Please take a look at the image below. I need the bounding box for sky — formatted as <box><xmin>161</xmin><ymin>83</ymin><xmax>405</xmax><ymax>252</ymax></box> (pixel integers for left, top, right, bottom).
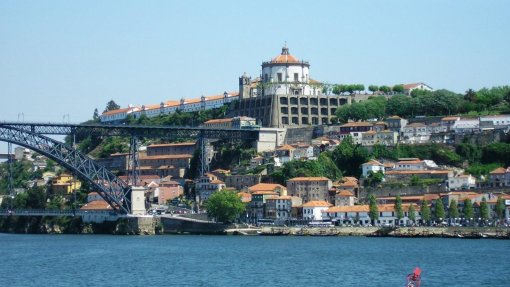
<box><xmin>0</xmin><ymin>0</ymin><xmax>509</xmax><ymax>126</ymax></box>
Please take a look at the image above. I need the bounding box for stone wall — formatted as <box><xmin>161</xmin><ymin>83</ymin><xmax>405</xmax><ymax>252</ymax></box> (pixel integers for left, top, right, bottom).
<box><xmin>160</xmin><ymin>216</ymin><xmax>226</xmax><ymax>234</ymax></box>
<box><xmin>284</xmin><ymin>127</ymin><xmax>315</xmax><ymax>144</ymax></box>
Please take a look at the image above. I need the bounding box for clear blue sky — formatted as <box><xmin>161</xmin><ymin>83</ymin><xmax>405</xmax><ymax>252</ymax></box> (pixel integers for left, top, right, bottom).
<box><xmin>1</xmin><ymin>0</ymin><xmax>509</xmax><ymax>124</ymax></box>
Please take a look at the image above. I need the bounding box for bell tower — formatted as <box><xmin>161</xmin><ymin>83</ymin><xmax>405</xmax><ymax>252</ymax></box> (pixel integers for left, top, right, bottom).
<box><xmin>239</xmin><ymin>72</ymin><xmax>251</xmax><ymax>99</ymax></box>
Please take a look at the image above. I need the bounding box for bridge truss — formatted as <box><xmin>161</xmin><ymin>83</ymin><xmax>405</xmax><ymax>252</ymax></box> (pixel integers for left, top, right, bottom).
<box><xmin>0</xmin><ymin>125</ymin><xmax>132</xmax><ymax>213</ymax></box>
<box><xmin>0</xmin><ymin>122</ymin><xmax>259</xmax><ymax>214</ymax></box>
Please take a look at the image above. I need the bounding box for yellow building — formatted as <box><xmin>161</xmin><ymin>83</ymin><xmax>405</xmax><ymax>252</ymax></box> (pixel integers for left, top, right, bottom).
<box><xmin>51</xmin><ymin>173</ymin><xmax>81</xmax><ymax>194</ymax></box>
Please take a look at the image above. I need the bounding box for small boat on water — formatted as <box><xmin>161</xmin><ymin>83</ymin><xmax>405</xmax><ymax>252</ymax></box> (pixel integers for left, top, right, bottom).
<box><xmin>406</xmin><ymin>267</ymin><xmax>422</xmax><ymax>287</ymax></box>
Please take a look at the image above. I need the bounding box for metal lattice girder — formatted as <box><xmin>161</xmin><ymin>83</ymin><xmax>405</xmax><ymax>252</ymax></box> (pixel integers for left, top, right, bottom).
<box><xmin>0</xmin><ymin>126</ymin><xmax>131</xmax><ymax>214</ymax></box>
<box><xmin>0</xmin><ymin>122</ymin><xmax>260</xmax><ymax>140</ymax></box>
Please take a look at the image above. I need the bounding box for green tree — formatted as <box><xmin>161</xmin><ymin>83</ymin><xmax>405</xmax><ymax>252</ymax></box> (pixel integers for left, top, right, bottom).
<box><xmin>434</xmin><ymin>198</ymin><xmax>445</xmax><ymax>223</ymax></box>
<box><xmin>331</xmin><ymin>136</ymin><xmax>369</xmax><ymax>177</ymax></box>
<box><xmin>408</xmin><ymin>204</ymin><xmax>416</xmax><ymax>223</ymax></box>
<box><xmin>379</xmin><ymin>85</ymin><xmax>391</xmax><ymax>94</ymax></box>
<box><xmin>495</xmin><ymin>196</ymin><xmax>505</xmax><ymax>223</ymax></box>
<box><xmin>368</xmin><ymin>85</ymin><xmax>379</xmax><ymax>94</ymax></box>
<box><xmin>387</xmin><ymin>94</ymin><xmax>413</xmax><ymax>118</ymax></box>
<box><xmin>364</xmin><ymin>171</ymin><xmax>384</xmax><ymax>187</ymax></box>
<box><xmin>420</xmin><ymin>200</ymin><xmax>431</xmax><ymax>225</ymax></box>
<box><xmin>394</xmin><ymin>194</ymin><xmax>404</xmax><ymax>225</ymax></box>
<box><xmin>479</xmin><ymin>197</ymin><xmax>490</xmax><ymax>222</ymax></box>
<box><xmin>392</xmin><ymin>84</ymin><xmax>404</xmax><ymax>94</ymax></box>
<box><xmin>93</xmin><ymin>108</ymin><xmax>100</xmax><ymax>121</ymax></box>
<box><xmin>463</xmin><ymin>199</ymin><xmax>474</xmax><ymax>224</ymax></box>
<box><xmin>482</xmin><ymin>143</ymin><xmax>510</xmax><ymax>166</ymax></box>
<box><xmin>103</xmin><ymin>100</ymin><xmax>120</xmax><ymax>113</ymax></box>
<box><xmin>368</xmin><ymin>194</ymin><xmax>379</xmax><ymax>225</ymax></box>
<box><xmin>448</xmin><ymin>199</ymin><xmax>459</xmax><ymax>221</ymax></box>
<box><xmin>204</xmin><ymin>190</ymin><xmax>246</xmax><ymax>224</ymax></box>
<box><xmin>464</xmin><ymin>89</ymin><xmax>476</xmax><ymax>102</ymax></box>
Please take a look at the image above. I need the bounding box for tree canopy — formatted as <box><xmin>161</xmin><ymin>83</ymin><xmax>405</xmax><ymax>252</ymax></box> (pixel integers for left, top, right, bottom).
<box><xmin>463</xmin><ymin>199</ymin><xmax>474</xmax><ymax>221</ymax></box>
<box><xmin>420</xmin><ymin>200</ymin><xmax>431</xmax><ymax>225</ymax></box>
<box><xmin>331</xmin><ymin>136</ymin><xmax>369</xmax><ymax>177</ymax></box>
<box><xmin>103</xmin><ymin>100</ymin><xmax>120</xmax><ymax>113</ymax></box>
<box><xmin>368</xmin><ymin>194</ymin><xmax>378</xmax><ymax>224</ymax></box>
<box><xmin>394</xmin><ymin>195</ymin><xmax>404</xmax><ymax>222</ymax></box>
<box><xmin>204</xmin><ymin>190</ymin><xmax>246</xmax><ymax>224</ymax></box>
<box><xmin>448</xmin><ymin>199</ymin><xmax>459</xmax><ymax>219</ymax></box>
<box><xmin>434</xmin><ymin>198</ymin><xmax>445</xmax><ymax>222</ymax></box>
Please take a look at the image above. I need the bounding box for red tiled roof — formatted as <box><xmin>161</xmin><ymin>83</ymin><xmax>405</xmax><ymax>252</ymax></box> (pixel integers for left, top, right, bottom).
<box><xmin>490</xmin><ymin>167</ymin><xmax>507</xmax><ymax>174</ymax></box>
<box><xmin>148</xmin><ymin>142</ymin><xmax>195</xmax><ymax>148</ymax></box>
<box><xmin>302</xmin><ymin>201</ymin><xmax>332</xmax><ymax>207</ymax></box>
<box><xmin>248</xmin><ymin>183</ymin><xmax>285</xmax><ymax>192</ymax></box>
<box><xmin>80</xmin><ymin>200</ymin><xmax>113</xmax><ymax>211</ymax></box>
<box><xmin>288</xmin><ymin>177</ymin><xmax>330</xmax><ymax>182</ymax></box>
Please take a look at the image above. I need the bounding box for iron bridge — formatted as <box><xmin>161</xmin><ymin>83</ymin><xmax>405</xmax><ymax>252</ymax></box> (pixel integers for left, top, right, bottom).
<box><xmin>0</xmin><ymin>122</ymin><xmax>260</xmax><ymax>214</ymax></box>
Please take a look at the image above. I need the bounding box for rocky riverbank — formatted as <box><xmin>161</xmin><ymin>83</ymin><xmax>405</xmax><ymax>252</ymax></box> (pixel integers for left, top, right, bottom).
<box><xmin>0</xmin><ymin>215</ymin><xmax>159</xmax><ymax>235</ymax></box>
<box><xmin>258</xmin><ymin>226</ymin><xmax>510</xmax><ymax>239</ymax></box>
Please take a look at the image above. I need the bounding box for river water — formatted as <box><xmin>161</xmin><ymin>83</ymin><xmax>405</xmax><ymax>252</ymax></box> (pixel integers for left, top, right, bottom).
<box><xmin>0</xmin><ymin>234</ymin><xmax>508</xmax><ymax>286</ymax></box>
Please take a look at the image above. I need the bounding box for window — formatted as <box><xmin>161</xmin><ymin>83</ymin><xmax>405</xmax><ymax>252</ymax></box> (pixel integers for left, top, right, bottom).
<box><xmin>277</xmin><ymin>73</ymin><xmax>282</xmax><ymax>82</ymax></box>
<box><xmin>294</xmin><ymin>73</ymin><xmax>299</xmax><ymax>82</ymax></box>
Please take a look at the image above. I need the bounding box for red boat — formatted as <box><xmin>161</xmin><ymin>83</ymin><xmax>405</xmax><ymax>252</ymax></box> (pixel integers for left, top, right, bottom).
<box><xmin>406</xmin><ymin>267</ymin><xmax>422</xmax><ymax>287</ymax></box>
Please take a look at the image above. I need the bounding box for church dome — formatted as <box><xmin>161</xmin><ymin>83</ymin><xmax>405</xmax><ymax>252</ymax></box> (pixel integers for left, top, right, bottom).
<box><xmin>263</xmin><ymin>45</ymin><xmax>309</xmax><ymax>67</ymax></box>
<box><xmin>271</xmin><ymin>46</ymin><xmax>300</xmax><ymax>63</ymax></box>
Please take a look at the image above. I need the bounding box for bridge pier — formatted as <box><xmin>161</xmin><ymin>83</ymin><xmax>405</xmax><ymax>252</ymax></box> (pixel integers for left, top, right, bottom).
<box><xmin>131</xmin><ymin>186</ymin><xmax>146</xmax><ymax>216</ymax></box>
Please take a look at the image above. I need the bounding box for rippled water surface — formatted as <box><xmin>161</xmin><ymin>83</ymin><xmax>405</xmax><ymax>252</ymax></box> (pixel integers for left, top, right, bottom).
<box><xmin>0</xmin><ymin>234</ymin><xmax>508</xmax><ymax>286</ymax></box>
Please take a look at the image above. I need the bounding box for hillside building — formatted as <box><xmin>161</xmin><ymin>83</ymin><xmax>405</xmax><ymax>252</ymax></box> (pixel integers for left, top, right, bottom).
<box><xmin>234</xmin><ymin>45</ymin><xmax>351</xmax><ymax>128</ymax></box>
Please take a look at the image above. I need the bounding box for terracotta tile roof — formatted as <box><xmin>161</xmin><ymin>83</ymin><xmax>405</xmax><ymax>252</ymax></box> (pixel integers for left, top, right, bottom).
<box><xmin>342</xmin><ymin>177</ymin><xmax>358</xmax><ymax>182</ymax></box>
<box><xmin>397</xmin><ymin>160</ymin><xmax>423</xmax><ymax>164</ymax></box>
<box><xmin>288</xmin><ymin>177</ymin><xmax>330</xmax><ymax>182</ymax></box>
<box><xmin>252</xmin><ymin>191</ymin><xmax>278</xmax><ymax>195</ymax></box>
<box><xmin>148</xmin><ymin>142</ymin><xmax>195</xmax><ymax>148</ymax></box>
<box><xmin>441</xmin><ymin>116</ymin><xmax>460</xmax><ymax>121</ymax></box>
<box><xmin>237</xmin><ymin>192</ymin><xmax>252</xmax><ymax>203</ymax></box>
<box><xmin>248</xmin><ymin>183</ymin><xmax>285</xmax><ymax>192</ymax></box>
<box><xmin>325</xmin><ymin>205</ymin><xmax>369</xmax><ymax>212</ymax></box>
<box><xmin>138</xmin><ymin>154</ymin><xmax>193</xmax><ymax>160</ymax></box>
<box><xmin>403</xmin><ymin>83</ymin><xmax>422</xmax><ymax>90</ymax></box>
<box><xmin>101</xmin><ymin>107</ymin><xmax>133</xmax><ymax>116</ymax></box>
<box><xmin>211</xmin><ymin>179</ymin><xmax>225</xmax><ymax>184</ymax></box>
<box><xmin>80</xmin><ymin>200</ymin><xmax>113</xmax><ymax>211</ymax></box>
<box><xmin>387</xmin><ymin>115</ymin><xmax>402</xmax><ymax>119</ymax></box>
<box><xmin>204</xmin><ymin>118</ymin><xmax>233</xmax><ymax>124</ymax></box>
<box><xmin>165</xmin><ymin>100</ymin><xmax>180</xmax><ymax>106</ymax></box>
<box><xmin>326</xmin><ymin>203</ymin><xmax>419</xmax><ymax>213</ymax></box>
<box><xmin>336</xmin><ymin>190</ymin><xmax>354</xmax><ymax>197</ymax></box>
<box><xmin>363</xmin><ymin>159</ymin><xmax>383</xmax><ymax>166</ymax></box>
<box><xmin>276</xmin><ymin>144</ymin><xmax>295</xmax><ymax>151</ymax></box>
<box><xmin>271</xmin><ymin>53</ymin><xmax>300</xmax><ymax>64</ymax></box>
<box><xmin>302</xmin><ymin>201</ymin><xmax>332</xmax><ymax>207</ymax></box>
<box><xmin>385</xmin><ymin>170</ymin><xmax>451</xmax><ymax>175</ymax></box>
<box><xmin>490</xmin><ymin>167</ymin><xmax>507</xmax><ymax>174</ymax></box>
<box><xmin>340</xmin><ymin>122</ymin><xmax>373</xmax><ymax>128</ymax></box>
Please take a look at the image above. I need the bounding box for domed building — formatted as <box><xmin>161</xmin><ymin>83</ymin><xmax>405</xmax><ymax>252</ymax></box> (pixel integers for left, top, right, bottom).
<box><xmin>236</xmin><ymin>45</ymin><xmax>351</xmax><ymax>128</ymax></box>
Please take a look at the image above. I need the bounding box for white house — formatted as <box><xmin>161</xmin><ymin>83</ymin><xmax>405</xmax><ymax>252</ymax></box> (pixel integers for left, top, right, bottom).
<box><xmin>403</xmin><ymin>83</ymin><xmax>433</xmax><ymax>95</ymax></box>
<box><xmin>480</xmin><ymin>115</ymin><xmax>510</xmax><ymax>129</ymax></box>
<box><xmin>302</xmin><ymin>201</ymin><xmax>332</xmax><ymax>220</ymax></box>
<box><xmin>395</xmin><ymin>159</ymin><xmax>426</xmax><ymax>171</ymax></box>
<box><xmin>323</xmin><ymin>204</ymin><xmax>421</xmax><ymax>226</ymax></box>
<box><xmin>403</xmin><ymin>123</ymin><xmax>430</xmax><ymax>143</ymax></box>
<box><xmin>361</xmin><ymin>160</ymin><xmax>385</xmax><ymax>178</ymax></box>
<box><xmin>453</xmin><ymin>118</ymin><xmax>479</xmax><ymax>134</ymax></box>
<box><xmin>448</xmin><ymin>174</ymin><xmax>476</xmax><ymax>191</ymax></box>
